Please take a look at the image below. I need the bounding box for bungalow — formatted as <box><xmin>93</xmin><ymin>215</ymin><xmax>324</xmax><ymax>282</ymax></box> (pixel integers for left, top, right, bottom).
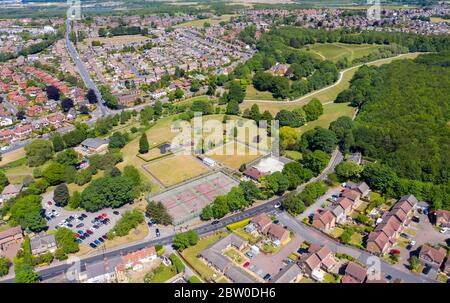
<box><xmin>79</xmin><ymin>138</ymin><xmax>109</xmax><ymax>155</ymax></box>
<box><xmin>272</xmin><ymin>262</ymin><xmax>302</xmax><ymax>283</ymax></box>
<box><xmin>81</xmin><ymin>256</ymin><xmax>123</xmax><ymax>283</ymax></box>
<box><xmin>342</xmin><ymin>261</ymin><xmax>367</xmax><ymax>283</ymax></box>
<box><xmin>1</xmin><ymin>183</ymin><xmax>23</xmax><ymax>202</ymax></box>
<box><xmin>418</xmin><ymin>244</ymin><xmax>446</xmax><ymax>270</ymax></box>
<box><xmin>312</xmin><ymin>209</ymin><xmax>336</xmax><ymax>231</ymax></box>
<box><xmin>30</xmin><ymin>234</ymin><xmax>57</xmax><ymax>255</ymax></box>
<box><xmin>435</xmin><ymin>210</ymin><xmax>450</xmax><ymax>228</ymax></box>
<box><xmin>243</xmin><ymin>167</ymin><xmax>265</xmax><ymax>181</ymax></box>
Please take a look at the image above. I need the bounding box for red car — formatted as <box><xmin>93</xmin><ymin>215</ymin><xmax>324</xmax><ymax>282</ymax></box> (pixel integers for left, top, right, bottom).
<box><xmin>86</xmin><ymin>230</ymin><xmax>94</xmax><ymax>235</ymax></box>
<box><xmin>390</xmin><ymin>249</ymin><xmax>400</xmax><ymax>255</ymax></box>
<box><xmin>102</xmin><ymin>213</ymin><xmax>108</xmax><ymax>217</ymax></box>
<box><xmin>243</xmin><ymin>261</ymin><xmax>250</xmax><ymax>268</ymax></box>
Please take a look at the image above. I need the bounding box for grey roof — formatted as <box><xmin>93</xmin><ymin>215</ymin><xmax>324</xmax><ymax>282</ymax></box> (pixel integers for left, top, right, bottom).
<box><xmin>85</xmin><ymin>256</ymin><xmax>123</xmax><ymax>279</ymax></box>
<box><xmin>398</xmin><ymin>194</ymin><xmax>419</xmax><ymax>206</ymax></box>
<box><xmin>225</xmin><ymin>264</ymin><xmax>258</xmax><ymax>283</ymax></box>
<box><xmin>30</xmin><ymin>234</ymin><xmax>56</xmax><ymax>251</ymax></box>
<box><xmin>347</xmin><ymin>152</ymin><xmax>362</xmax><ymax>164</ymax></box>
<box><xmin>272</xmin><ymin>263</ymin><xmax>302</xmax><ymax>283</ymax></box>
<box><xmin>2</xmin><ymin>184</ymin><xmax>23</xmax><ymax>195</ymax></box>
<box><xmin>81</xmin><ymin>138</ymin><xmax>109</xmax><ymax>149</ymax></box>
<box><xmin>208</xmin><ymin>233</ymin><xmax>248</xmax><ymax>252</ymax></box>
<box><xmin>332</xmin><ymin>205</ymin><xmax>344</xmax><ymax>217</ymax></box>
<box><xmin>199</xmin><ymin>250</ymin><xmax>231</xmax><ymax>272</ymax></box>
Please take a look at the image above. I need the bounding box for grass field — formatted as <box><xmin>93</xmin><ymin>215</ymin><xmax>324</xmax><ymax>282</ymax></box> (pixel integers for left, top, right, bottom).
<box><xmin>431</xmin><ymin>17</ymin><xmax>450</xmax><ymax>23</ymax></box>
<box><xmin>245</xmin><ymin>84</ymin><xmax>276</xmax><ymax>101</ymax></box>
<box><xmin>206</xmin><ymin>141</ymin><xmax>263</xmax><ymax>170</ymax></box>
<box><xmin>242</xmin><ymin>52</ymin><xmax>421</xmax><ymax>113</ymax></box>
<box><xmin>143</xmin><ymin>155</ymin><xmax>209</xmax><ymax>187</ymax></box>
<box><xmin>176</xmin><ymin>14</ymin><xmax>236</xmax><ymax>27</ymax></box>
<box><xmin>305</xmin><ymin>43</ymin><xmax>381</xmax><ymax>62</ymax></box>
<box><xmin>297</xmin><ymin>102</ymin><xmax>356</xmax><ymax>135</ymax></box>
<box><xmin>0</xmin><ymin>148</ymin><xmax>26</xmax><ymax>167</ymax></box>
<box><xmin>80</xmin><ymin>35</ymin><xmax>150</xmax><ymax>48</ymax></box>
<box><xmin>181</xmin><ymin>231</ymin><xmax>230</xmax><ymax>281</ymax></box>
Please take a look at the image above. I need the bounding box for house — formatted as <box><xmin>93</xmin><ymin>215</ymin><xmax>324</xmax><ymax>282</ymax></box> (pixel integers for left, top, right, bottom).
<box><xmin>13</xmin><ymin>124</ymin><xmax>33</xmax><ymax>139</ymax></box>
<box><xmin>243</xmin><ymin>167</ymin><xmax>265</xmax><ymax>181</ymax></box>
<box><xmin>81</xmin><ymin>256</ymin><xmax>124</xmax><ymax>283</ymax></box>
<box><xmin>435</xmin><ymin>210</ymin><xmax>450</xmax><ymax>228</ymax></box>
<box><xmin>347</xmin><ymin>152</ymin><xmax>362</xmax><ymax>165</ymax></box>
<box><xmin>46</xmin><ymin>113</ymin><xmax>65</xmax><ymax>128</ymax></box>
<box><xmin>1</xmin><ymin>183</ymin><xmax>23</xmax><ymax>202</ymax></box>
<box><xmin>0</xmin><ymin>226</ymin><xmax>23</xmax><ymax>259</ymax></box>
<box><xmin>308</xmin><ymin>244</ymin><xmax>336</xmax><ymax>272</ymax></box>
<box><xmin>298</xmin><ymin>244</ymin><xmax>336</xmax><ymax>280</ymax></box>
<box><xmin>269</xmin><ymin>63</ymin><xmax>290</xmax><ymax>77</ymax></box>
<box><xmin>418</xmin><ymin>244</ymin><xmax>446</xmax><ymax>270</ymax></box>
<box><xmin>342</xmin><ymin>261</ymin><xmax>367</xmax><ymax>283</ymax></box>
<box><xmin>267</xmin><ymin>223</ymin><xmax>290</xmax><ymax>245</ymax></box>
<box><xmin>0</xmin><ymin>128</ymin><xmax>13</xmax><ymax>142</ymax></box>
<box><xmin>251</xmin><ymin>212</ymin><xmax>272</xmax><ymax>234</ymax></box>
<box><xmin>122</xmin><ymin>246</ymin><xmax>157</xmax><ymax>271</ymax></box>
<box><xmin>346</xmin><ymin>181</ymin><xmax>370</xmax><ymax>198</ymax></box>
<box><xmin>298</xmin><ymin>251</ymin><xmax>321</xmax><ymax>278</ymax></box>
<box><xmin>30</xmin><ymin>234</ymin><xmax>57</xmax><ymax>255</ymax></box>
<box><xmin>272</xmin><ymin>263</ymin><xmax>302</xmax><ymax>283</ymax></box>
<box><xmin>341</xmin><ymin>188</ymin><xmax>362</xmax><ymax>207</ymax></box>
<box><xmin>79</xmin><ymin>138</ymin><xmax>109</xmax><ymax>155</ymax></box>
<box><xmin>312</xmin><ymin>209</ymin><xmax>336</xmax><ymax>231</ymax></box>
<box><xmin>366</xmin><ymin>231</ymin><xmax>392</xmax><ymax>255</ymax></box>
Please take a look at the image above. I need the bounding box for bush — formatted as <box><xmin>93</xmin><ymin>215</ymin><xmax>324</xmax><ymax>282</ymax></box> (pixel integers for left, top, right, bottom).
<box><xmin>169</xmin><ymin>253</ymin><xmax>185</xmax><ymax>273</ymax></box>
<box><xmin>0</xmin><ymin>256</ymin><xmax>10</xmax><ymax>277</ymax></box>
<box><xmin>173</xmin><ymin>230</ymin><xmax>199</xmax><ymax>251</ymax></box>
<box><xmin>188</xmin><ymin>276</ymin><xmax>202</xmax><ymax>283</ymax></box>
<box><xmin>108</xmin><ymin>210</ymin><xmax>144</xmax><ymax>238</ymax></box>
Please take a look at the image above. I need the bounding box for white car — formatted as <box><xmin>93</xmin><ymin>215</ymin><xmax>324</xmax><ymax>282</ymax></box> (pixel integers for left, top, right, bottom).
<box><xmin>0</xmin><ymin>146</ymin><xmax>9</xmax><ymax>151</ymax></box>
<box><xmin>274</xmin><ymin>202</ymin><xmax>281</xmax><ymax>208</ymax></box>
<box><xmin>54</xmin><ymin>212</ymin><xmax>60</xmax><ymax>217</ymax></box>
<box><xmin>440</xmin><ymin>227</ymin><xmax>449</xmax><ymax>234</ymax></box>
<box><xmin>410</xmin><ymin>240</ymin><xmax>416</xmax><ymax>246</ymax></box>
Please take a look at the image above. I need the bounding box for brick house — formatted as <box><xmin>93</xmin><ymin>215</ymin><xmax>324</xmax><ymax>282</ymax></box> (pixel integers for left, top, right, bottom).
<box><xmin>312</xmin><ymin>209</ymin><xmax>336</xmax><ymax>231</ymax></box>
<box><xmin>435</xmin><ymin>210</ymin><xmax>450</xmax><ymax>228</ymax></box>
<box><xmin>418</xmin><ymin>244</ymin><xmax>447</xmax><ymax>270</ymax></box>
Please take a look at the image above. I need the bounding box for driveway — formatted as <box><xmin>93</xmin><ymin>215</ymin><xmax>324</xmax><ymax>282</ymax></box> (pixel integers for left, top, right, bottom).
<box><xmin>298</xmin><ymin>186</ymin><xmax>343</xmax><ymax>221</ymax></box>
<box><xmin>250</xmin><ymin>235</ymin><xmax>303</xmax><ymax>277</ymax></box>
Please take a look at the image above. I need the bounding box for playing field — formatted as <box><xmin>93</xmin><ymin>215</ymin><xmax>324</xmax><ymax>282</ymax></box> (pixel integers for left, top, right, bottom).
<box><xmin>143</xmin><ymin>155</ymin><xmax>210</xmax><ymax>187</ymax></box>
<box><xmin>206</xmin><ymin>141</ymin><xmax>264</xmax><ymax>170</ymax></box>
<box><xmin>176</xmin><ymin>14</ymin><xmax>236</xmax><ymax>27</ymax></box>
<box><xmin>305</xmin><ymin>43</ymin><xmax>381</xmax><ymax>62</ymax></box>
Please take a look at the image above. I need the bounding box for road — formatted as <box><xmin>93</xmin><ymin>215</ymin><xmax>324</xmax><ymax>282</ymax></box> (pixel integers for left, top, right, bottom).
<box><xmin>276</xmin><ymin>212</ymin><xmax>436</xmax><ymax>283</ymax></box>
<box><xmin>0</xmin><ymin>197</ymin><xmax>281</xmax><ymax>283</ymax></box>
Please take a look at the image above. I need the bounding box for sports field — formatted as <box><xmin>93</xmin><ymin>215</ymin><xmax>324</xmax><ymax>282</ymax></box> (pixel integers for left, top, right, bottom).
<box><xmin>206</xmin><ymin>141</ymin><xmax>264</xmax><ymax>170</ymax></box>
<box><xmin>143</xmin><ymin>155</ymin><xmax>210</xmax><ymax>187</ymax></box>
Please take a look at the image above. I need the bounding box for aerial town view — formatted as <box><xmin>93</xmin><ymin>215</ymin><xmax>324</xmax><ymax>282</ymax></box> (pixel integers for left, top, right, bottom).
<box><xmin>0</xmin><ymin>0</ymin><xmax>449</xmax><ymax>293</ymax></box>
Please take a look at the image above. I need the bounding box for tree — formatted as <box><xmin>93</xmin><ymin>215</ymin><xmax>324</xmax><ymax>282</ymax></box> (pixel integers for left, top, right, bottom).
<box><xmin>264</xmin><ymin>172</ymin><xmax>290</xmax><ymax>195</ymax></box>
<box><xmin>25</xmin><ymin>140</ymin><xmax>54</xmax><ymax>167</ymax></box>
<box><xmin>301</xmin><ymin>150</ymin><xmax>330</xmax><ymax>175</ymax></box>
<box><xmin>61</xmin><ymin>98</ymin><xmax>74</xmax><ymax>112</ymax></box>
<box><xmin>122</xmin><ymin>165</ymin><xmax>141</xmax><ymax>187</ymax></box>
<box><xmin>51</xmin><ymin>133</ymin><xmax>65</xmax><ymax>152</ymax></box>
<box><xmin>169</xmin><ymin>253</ymin><xmax>185</xmax><ymax>273</ymax></box>
<box><xmin>335</xmin><ymin>161</ymin><xmax>363</xmax><ymax>181</ymax></box>
<box><xmin>275</xmin><ymin>110</ymin><xmax>302</xmax><ymax>127</ymax></box>
<box><xmin>282</xmin><ymin>162</ymin><xmax>313</xmax><ymax>189</ymax></box>
<box><xmin>146</xmin><ymin>201</ymin><xmax>172</xmax><ymax>225</ymax></box>
<box><xmin>279</xmin><ymin>126</ymin><xmax>299</xmax><ymax>150</ymax></box>
<box><xmin>0</xmin><ymin>256</ymin><xmax>9</xmax><ymax>277</ymax></box>
<box><xmin>86</xmin><ymin>89</ymin><xmax>98</xmax><ymax>104</ymax></box>
<box><xmin>69</xmin><ymin>191</ymin><xmax>81</xmax><ymax>209</ymax></box>
<box><xmin>361</xmin><ymin>163</ymin><xmax>398</xmax><ymax>193</ymax></box>
<box><xmin>298</xmin><ymin>127</ymin><xmax>337</xmax><ymax>154</ymax></box>
<box><xmin>139</xmin><ymin>133</ymin><xmax>149</xmax><ymax>154</ymax></box>
<box><xmin>54</xmin><ymin>184</ymin><xmax>69</xmax><ymax>207</ymax></box>
<box><xmin>329</xmin><ymin>116</ymin><xmax>354</xmax><ymax>152</ymax></box>
<box><xmin>226</xmin><ymin>100</ymin><xmax>239</xmax><ymax>115</ymax></box>
<box><xmin>10</xmin><ymin>195</ymin><xmax>46</xmax><ymax>232</ymax></box>
<box><xmin>55</xmin><ymin>227</ymin><xmax>79</xmax><ymax>254</ymax></box>
<box><xmin>409</xmin><ymin>256</ymin><xmax>421</xmax><ymax>272</ymax></box>
<box><xmin>108</xmin><ymin>209</ymin><xmax>144</xmax><ymax>238</ymax></box>
<box><xmin>249</xmin><ymin>104</ymin><xmax>261</xmax><ymax>123</ymax></box>
<box><xmin>55</xmin><ymin>149</ymin><xmax>79</xmax><ymax>166</ymax></box>
<box><xmin>42</xmin><ymin>163</ymin><xmax>65</xmax><ymax>185</ymax></box>
<box><xmin>211</xmin><ymin>196</ymin><xmax>230</xmax><ymax>218</ymax></box>
<box><xmin>303</xmin><ymin>98</ymin><xmax>323</xmax><ymax>121</ymax></box>
<box><xmin>227</xmin><ymin>81</ymin><xmax>245</xmax><ymax>103</ymax></box>
<box><xmin>173</xmin><ymin>230</ymin><xmax>199</xmax><ymax>251</ymax></box>
<box><xmin>175</xmin><ymin>88</ymin><xmax>184</xmax><ymax>99</ymax></box>
<box><xmin>109</xmin><ymin>132</ymin><xmax>128</xmax><ymax>149</ymax></box>
<box><xmin>46</xmin><ymin>85</ymin><xmax>60</xmax><ymax>101</ymax></box>
<box><xmin>239</xmin><ymin>181</ymin><xmax>261</xmax><ymax>203</ymax></box>
<box><xmin>282</xmin><ymin>192</ymin><xmax>306</xmax><ymax>216</ymax></box>
<box><xmin>14</xmin><ymin>266</ymin><xmax>39</xmax><ymax>283</ymax></box>
<box><xmin>0</xmin><ymin>171</ymin><xmax>9</xmax><ymax>192</ymax></box>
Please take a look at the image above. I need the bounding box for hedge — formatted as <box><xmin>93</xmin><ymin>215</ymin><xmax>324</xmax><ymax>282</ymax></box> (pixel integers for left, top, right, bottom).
<box><xmin>227</xmin><ymin>218</ymin><xmax>251</xmax><ymax>231</ymax></box>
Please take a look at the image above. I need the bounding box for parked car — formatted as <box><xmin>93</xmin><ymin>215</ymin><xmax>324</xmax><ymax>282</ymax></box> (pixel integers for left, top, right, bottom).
<box><xmin>211</xmin><ymin>220</ymin><xmax>220</xmax><ymax>225</ymax></box>
<box><xmin>113</xmin><ymin>211</ymin><xmax>120</xmax><ymax>215</ymax></box>
<box><xmin>412</xmin><ymin>216</ymin><xmax>420</xmax><ymax>223</ymax></box>
<box><xmin>390</xmin><ymin>249</ymin><xmax>400</xmax><ymax>255</ymax></box>
<box><xmin>98</xmin><ymin>237</ymin><xmax>104</xmax><ymax>243</ymax></box>
<box><xmin>76</xmin><ymin>223</ymin><xmax>84</xmax><ymax>228</ymax></box>
<box><xmin>94</xmin><ymin>240</ymin><xmax>101</xmax><ymax>246</ymax></box>
<box><xmin>155</xmin><ymin>228</ymin><xmax>160</xmax><ymax>237</ymax></box>
<box><xmin>245</xmin><ymin>251</ymin><xmax>254</xmax><ymax>258</ymax></box>
<box><xmin>243</xmin><ymin>261</ymin><xmax>250</xmax><ymax>268</ymax></box>
<box><xmin>76</xmin><ymin>239</ymin><xmax>82</xmax><ymax>244</ymax></box>
<box><xmin>89</xmin><ymin>243</ymin><xmax>97</xmax><ymax>249</ymax></box>
<box><xmin>86</xmin><ymin>230</ymin><xmax>93</xmax><ymax>235</ymax></box>
<box><xmin>81</xmin><ymin>214</ymin><xmax>87</xmax><ymax>218</ymax></box>
<box><xmin>263</xmin><ymin>274</ymin><xmax>272</xmax><ymax>281</ymax></box>
<box><xmin>274</xmin><ymin>202</ymin><xmax>281</xmax><ymax>208</ymax></box>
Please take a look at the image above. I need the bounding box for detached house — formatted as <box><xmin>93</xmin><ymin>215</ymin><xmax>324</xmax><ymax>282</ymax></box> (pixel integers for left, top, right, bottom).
<box><xmin>418</xmin><ymin>244</ymin><xmax>446</xmax><ymax>270</ymax></box>
<box><xmin>251</xmin><ymin>212</ymin><xmax>272</xmax><ymax>234</ymax></box>
<box><xmin>342</xmin><ymin>261</ymin><xmax>367</xmax><ymax>283</ymax></box>
<box><xmin>30</xmin><ymin>234</ymin><xmax>57</xmax><ymax>255</ymax></box>
<box><xmin>298</xmin><ymin>244</ymin><xmax>336</xmax><ymax>281</ymax></box>
<box><xmin>312</xmin><ymin>209</ymin><xmax>336</xmax><ymax>231</ymax></box>
<box><xmin>267</xmin><ymin>223</ymin><xmax>289</xmax><ymax>246</ymax></box>
<box><xmin>435</xmin><ymin>210</ymin><xmax>450</xmax><ymax>228</ymax></box>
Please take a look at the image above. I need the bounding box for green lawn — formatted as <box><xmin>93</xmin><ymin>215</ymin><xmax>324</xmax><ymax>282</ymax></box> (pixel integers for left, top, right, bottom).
<box><xmin>146</xmin><ymin>263</ymin><xmax>177</xmax><ymax>283</ymax></box>
<box><xmin>176</xmin><ymin>14</ymin><xmax>236</xmax><ymax>27</ymax></box>
<box><xmin>245</xmin><ymin>84</ymin><xmax>276</xmax><ymax>101</ymax></box>
<box><xmin>305</xmin><ymin>43</ymin><xmax>381</xmax><ymax>62</ymax></box>
<box><xmin>330</xmin><ymin>227</ymin><xmax>344</xmax><ymax>239</ymax></box>
<box><xmin>181</xmin><ymin>231</ymin><xmax>230</xmax><ymax>281</ymax></box>
<box><xmin>283</xmin><ymin>150</ymin><xmax>302</xmax><ymax>161</ymax></box>
<box><xmin>323</xmin><ymin>272</ymin><xmax>340</xmax><ymax>283</ymax></box>
<box><xmin>297</xmin><ymin>102</ymin><xmax>356</xmax><ymax>135</ymax></box>
<box><xmin>349</xmin><ymin>233</ymin><xmax>364</xmax><ymax>247</ymax></box>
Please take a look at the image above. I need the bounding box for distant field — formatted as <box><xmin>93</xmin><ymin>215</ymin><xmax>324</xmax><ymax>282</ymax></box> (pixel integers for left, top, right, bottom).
<box><xmin>431</xmin><ymin>17</ymin><xmax>450</xmax><ymax>23</ymax></box>
<box><xmin>305</xmin><ymin>43</ymin><xmax>381</xmax><ymax>62</ymax></box>
<box><xmin>143</xmin><ymin>155</ymin><xmax>209</xmax><ymax>187</ymax></box>
<box><xmin>0</xmin><ymin>148</ymin><xmax>26</xmax><ymax>167</ymax></box>
<box><xmin>176</xmin><ymin>14</ymin><xmax>236</xmax><ymax>27</ymax></box>
<box><xmin>80</xmin><ymin>35</ymin><xmax>150</xmax><ymax>48</ymax></box>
